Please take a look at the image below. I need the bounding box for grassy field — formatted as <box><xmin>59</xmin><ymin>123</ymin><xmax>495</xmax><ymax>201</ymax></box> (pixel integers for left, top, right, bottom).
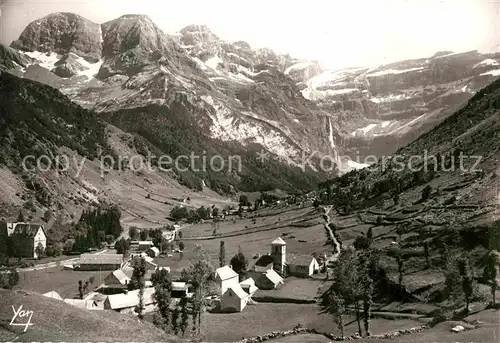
<box><xmin>255</xmin><ymin>277</ymin><xmax>331</xmax><ymax>301</ymax></box>
<box><xmin>198</xmin><ymin>302</ymin><xmax>422</xmax><ymax>342</ymax></box>
<box><xmin>17</xmin><ymin>267</ymin><xmax>110</xmax><ymax>299</ymax></box>
<box><xmin>157</xmin><ymin>206</ymin><xmax>331</xmax><ymax>276</ymax></box>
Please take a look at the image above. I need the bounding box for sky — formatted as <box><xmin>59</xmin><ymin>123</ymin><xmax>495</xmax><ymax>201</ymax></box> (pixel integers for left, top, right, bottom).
<box><xmin>0</xmin><ymin>0</ymin><xmax>498</xmax><ymax>69</ymax></box>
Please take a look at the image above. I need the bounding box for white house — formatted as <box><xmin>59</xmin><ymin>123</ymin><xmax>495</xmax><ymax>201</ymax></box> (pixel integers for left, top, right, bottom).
<box><xmin>220</xmin><ymin>284</ymin><xmax>249</xmax><ymax>312</ymax></box>
<box><xmin>104</xmin><ymin>287</ymin><xmax>155</xmax><ymax>311</ymax></box>
<box><xmin>239</xmin><ymin>278</ymin><xmax>258</xmax><ymax>296</ymax></box>
<box><xmin>287</xmin><ymin>255</ymin><xmax>320</xmax><ymax>277</ymax></box>
<box><xmin>215</xmin><ymin>265</ymin><xmax>239</xmax><ymax>295</ymax></box>
<box><xmin>3</xmin><ymin>223</ymin><xmax>47</xmax><ymax>258</ymax></box>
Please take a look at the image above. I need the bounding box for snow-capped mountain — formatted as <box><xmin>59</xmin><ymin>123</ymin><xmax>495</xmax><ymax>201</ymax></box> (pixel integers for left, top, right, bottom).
<box><xmin>3</xmin><ymin>12</ymin><xmax>500</xmax><ymax>180</ymax></box>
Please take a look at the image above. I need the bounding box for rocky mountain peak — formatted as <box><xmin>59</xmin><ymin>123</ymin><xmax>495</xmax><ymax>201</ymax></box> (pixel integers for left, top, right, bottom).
<box><xmin>10</xmin><ymin>12</ymin><xmax>102</xmax><ymax>63</ymax></box>
<box><xmin>101</xmin><ymin>14</ymin><xmax>170</xmax><ymax>58</ymax></box>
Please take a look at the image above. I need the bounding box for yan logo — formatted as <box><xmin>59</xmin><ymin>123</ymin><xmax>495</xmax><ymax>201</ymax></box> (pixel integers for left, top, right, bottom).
<box><xmin>10</xmin><ymin>305</ymin><xmax>34</xmax><ymax>332</ymax></box>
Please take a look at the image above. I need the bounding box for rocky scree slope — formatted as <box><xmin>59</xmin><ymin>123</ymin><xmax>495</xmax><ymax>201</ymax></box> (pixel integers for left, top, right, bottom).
<box><xmin>0</xmin><ymin>71</ymin><xmax>231</xmax><ymax>228</ymax></box>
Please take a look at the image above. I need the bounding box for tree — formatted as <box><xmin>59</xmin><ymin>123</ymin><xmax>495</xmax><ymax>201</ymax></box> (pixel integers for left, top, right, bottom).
<box><xmin>458</xmin><ymin>257</ymin><xmax>474</xmax><ymax>314</ymax></box>
<box><xmin>181</xmin><ymin>245</ymin><xmax>214</xmax><ymax>334</ymax></box>
<box><xmin>421</xmin><ymin>185</ymin><xmax>432</xmax><ymax>201</ymax></box>
<box><xmin>324</xmin><ymin>248</ymin><xmax>363</xmax><ymax>336</ymax></box>
<box><xmin>396</xmin><ymin>253</ymin><xmax>404</xmax><ymax>288</ymax></box>
<box><xmin>359</xmin><ymin>252</ymin><xmax>374</xmax><ymax>336</ymax></box>
<box><xmin>230</xmin><ymin>246</ymin><xmax>247</xmax><ymax>274</ymax></box>
<box><xmin>171</xmin><ymin>305</ymin><xmax>180</xmax><ymax>335</ymax></box>
<box><xmin>78</xmin><ymin>280</ymin><xmax>84</xmax><ymax>299</ymax></box>
<box><xmin>179</xmin><ymin>297</ymin><xmax>189</xmax><ymax>336</ymax></box>
<box><xmin>1</xmin><ymin>268</ymin><xmax>19</xmax><ymax>289</ymax></box>
<box><xmin>320</xmin><ymin>290</ymin><xmax>346</xmax><ymax>339</ymax></box>
<box><xmin>395</xmin><ymin>224</ymin><xmax>405</xmax><ymax>242</ymax></box>
<box><xmin>139</xmin><ymin>230</ymin><xmax>149</xmax><ymax>241</ymax></box>
<box><xmin>129</xmin><ymin>227</ymin><xmax>139</xmax><ymax>240</ymax></box>
<box><xmin>129</xmin><ymin>257</ymin><xmax>147</xmax><ymax>319</ymax></box>
<box><xmin>353</xmin><ymin>235</ymin><xmax>371</xmax><ymax>250</ymax></box>
<box><xmin>17</xmin><ymin>211</ymin><xmax>26</xmax><ymax>223</ymax></box>
<box><xmin>179</xmin><ymin>241</ymin><xmax>185</xmax><ymax>251</ymax></box>
<box><xmin>219</xmin><ymin>241</ymin><xmax>226</xmax><ymax>267</ymax></box>
<box><xmin>114</xmin><ymin>238</ymin><xmax>130</xmax><ymax>256</ymax></box>
<box><xmin>170</xmin><ymin>206</ymin><xmax>189</xmax><ymax>221</ymax></box>
<box><xmin>153</xmin><ymin>272</ymin><xmax>172</xmax><ymax>331</ymax></box>
<box><xmin>483</xmin><ymin>251</ymin><xmax>499</xmax><ymax>307</ymax></box>
<box><xmin>35</xmin><ymin>243</ymin><xmax>45</xmax><ymax>259</ymax></box>
<box><xmin>239</xmin><ymin>195</ymin><xmax>250</xmax><ymax>207</ymax></box>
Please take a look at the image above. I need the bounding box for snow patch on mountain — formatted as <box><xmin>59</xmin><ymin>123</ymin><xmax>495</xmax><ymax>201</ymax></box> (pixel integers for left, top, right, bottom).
<box><xmin>205</xmin><ymin>56</ymin><xmax>223</xmax><ymax>70</ymax></box>
<box><xmin>352</xmin><ymin>123</ymin><xmax>377</xmax><ymax>136</ymax></box>
<box><xmin>473</xmin><ymin>59</ymin><xmax>499</xmax><ymax>69</ymax></box>
<box><xmin>302</xmin><ymin>87</ymin><xmax>359</xmax><ymax>101</ymax></box>
<box><xmin>346</xmin><ymin>159</ymin><xmax>370</xmax><ymax>170</ymax></box>
<box><xmin>481</xmin><ymin>69</ymin><xmax>500</xmax><ymax>77</ymax></box>
<box><xmin>69</xmin><ymin>53</ymin><xmax>102</xmax><ymax>80</ymax></box>
<box><xmin>284</xmin><ymin>61</ymin><xmax>314</xmax><ymax>75</ymax></box>
<box><xmin>24</xmin><ymin>51</ymin><xmax>60</xmax><ymax>70</ymax></box>
<box><xmin>201</xmin><ymin>95</ymin><xmax>296</xmax><ymax>159</ymax></box>
<box><xmin>366</xmin><ymin>67</ymin><xmax>424</xmax><ymax>77</ymax></box>
<box><xmin>370</xmin><ymin>93</ymin><xmax>413</xmax><ymax>103</ymax></box>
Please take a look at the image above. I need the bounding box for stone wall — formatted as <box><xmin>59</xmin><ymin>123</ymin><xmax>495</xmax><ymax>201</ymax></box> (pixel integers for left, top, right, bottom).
<box><xmin>233</xmin><ymin>324</ymin><xmax>430</xmax><ymax>343</ymax></box>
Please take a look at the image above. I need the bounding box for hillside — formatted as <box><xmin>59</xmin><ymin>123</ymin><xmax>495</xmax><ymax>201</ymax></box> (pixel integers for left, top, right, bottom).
<box><xmin>0</xmin><ymin>71</ymin><xmax>232</xmax><ymax>228</ymax></box>
<box><xmin>316</xmin><ymin>77</ymin><xmax>500</xmax><ymax>304</ymax></box>
<box><xmin>0</xmin><ymin>289</ymin><xmax>180</xmax><ymax>341</ymax></box>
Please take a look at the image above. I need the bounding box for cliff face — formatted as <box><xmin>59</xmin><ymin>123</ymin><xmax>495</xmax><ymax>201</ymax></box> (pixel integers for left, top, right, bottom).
<box><xmin>11</xmin><ymin>12</ymin><xmax>102</xmax><ymax>63</ymax></box>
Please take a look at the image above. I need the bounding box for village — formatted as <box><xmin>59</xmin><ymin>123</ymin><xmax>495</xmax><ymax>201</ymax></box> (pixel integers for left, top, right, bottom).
<box><xmin>0</xmin><ymin>193</ymin><xmax>343</xmax><ymax>338</ymax></box>
<box><xmin>2</xmin><ymin>187</ymin><xmax>498</xmax><ymax>343</ymax></box>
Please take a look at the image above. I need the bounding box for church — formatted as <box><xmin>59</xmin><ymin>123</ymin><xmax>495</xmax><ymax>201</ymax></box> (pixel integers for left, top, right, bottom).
<box><xmin>251</xmin><ymin>237</ymin><xmax>319</xmax><ymax>280</ymax></box>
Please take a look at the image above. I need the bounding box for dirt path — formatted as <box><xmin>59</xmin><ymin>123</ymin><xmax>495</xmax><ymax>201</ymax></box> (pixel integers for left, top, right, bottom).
<box><xmin>322</xmin><ymin>206</ymin><xmax>341</xmax><ymax>262</ymax></box>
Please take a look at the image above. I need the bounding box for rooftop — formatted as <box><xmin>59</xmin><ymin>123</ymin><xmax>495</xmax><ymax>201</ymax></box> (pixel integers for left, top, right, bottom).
<box><xmin>271</xmin><ymin>237</ymin><xmax>286</xmax><ymax>245</ymax></box>
<box><xmin>215</xmin><ymin>265</ymin><xmax>238</xmax><ymax>281</ymax></box>
<box><xmin>288</xmin><ymin>254</ymin><xmax>316</xmax><ymax>267</ymax></box>
<box><xmin>254</xmin><ymin>254</ymin><xmax>274</xmax><ymax>268</ymax></box>
<box><xmin>105</xmin><ymin>287</ymin><xmax>155</xmax><ymax>310</ymax></box>
<box><xmin>264</xmin><ymin>269</ymin><xmax>284</xmax><ymax>285</ymax></box>
<box><xmin>79</xmin><ymin>253</ymin><xmax>123</xmax><ymax>265</ymax></box>
<box><xmin>226</xmin><ymin>284</ymin><xmax>249</xmax><ymax>299</ymax></box>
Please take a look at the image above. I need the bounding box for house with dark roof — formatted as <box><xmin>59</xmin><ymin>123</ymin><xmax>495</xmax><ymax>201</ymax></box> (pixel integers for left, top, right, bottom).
<box><xmin>253</xmin><ymin>254</ymin><xmax>274</xmax><ymax>272</ymax></box>
<box><xmin>3</xmin><ymin>222</ymin><xmax>47</xmax><ymax>258</ymax></box>
<box><xmin>287</xmin><ymin>254</ymin><xmax>319</xmax><ymax>277</ymax></box>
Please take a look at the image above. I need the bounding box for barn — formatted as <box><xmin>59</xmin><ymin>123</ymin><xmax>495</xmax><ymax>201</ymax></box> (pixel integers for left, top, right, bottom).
<box><xmin>287</xmin><ymin>255</ymin><xmax>319</xmax><ymax>277</ymax></box>
<box><xmin>77</xmin><ymin>253</ymin><xmax>123</xmax><ymax>271</ymax></box>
